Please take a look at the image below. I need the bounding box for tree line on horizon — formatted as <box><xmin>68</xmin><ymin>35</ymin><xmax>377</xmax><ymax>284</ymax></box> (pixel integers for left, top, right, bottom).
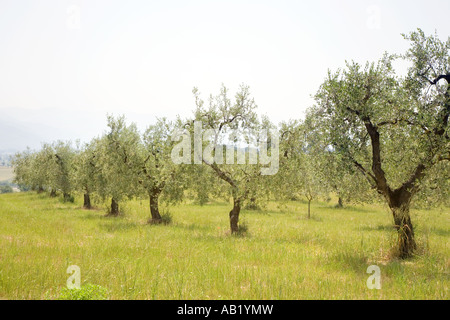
<box><xmin>10</xmin><ymin>29</ymin><xmax>449</xmax><ymax>259</ymax></box>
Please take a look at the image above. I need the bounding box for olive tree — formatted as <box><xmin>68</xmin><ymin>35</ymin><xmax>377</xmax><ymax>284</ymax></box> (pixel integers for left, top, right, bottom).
<box><xmin>72</xmin><ymin>141</ymin><xmax>99</xmax><ymax>209</ymax></box>
<box><xmin>37</xmin><ymin>143</ymin><xmax>58</xmax><ymax>196</ymax></box>
<box><xmin>99</xmin><ymin>116</ymin><xmax>184</xmax><ymax>222</ymax></box>
<box><xmin>303</xmin><ymin>111</ymin><xmax>375</xmax><ymax>207</ymax></box>
<box><xmin>277</xmin><ymin>120</ymin><xmax>326</xmax><ymax>218</ymax></box>
<box><xmin>188</xmin><ymin>84</ymin><xmax>277</xmax><ymax>234</ymax></box>
<box><xmin>12</xmin><ymin>142</ymin><xmax>76</xmax><ymax>200</ymax></box>
<box><xmin>95</xmin><ymin>116</ymin><xmax>141</xmax><ymax>216</ymax></box>
<box><xmin>312</xmin><ymin>29</ymin><xmax>449</xmax><ymax>258</ymax></box>
<box><xmin>51</xmin><ymin>141</ymin><xmax>76</xmax><ymax>202</ymax></box>
<box><xmin>11</xmin><ymin>148</ymin><xmax>44</xmax><ymax>192</ymax></box>
<box><xmin>139</xmin><ymin>118</ymin><xmax>186</xmax><ymax>224</ymax></box>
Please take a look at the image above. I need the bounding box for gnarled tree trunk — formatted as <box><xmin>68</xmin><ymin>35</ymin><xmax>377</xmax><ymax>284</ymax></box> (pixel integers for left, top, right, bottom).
<box><xmin>63</xmin><ymin>193</ymin><xmax>71</xmax><ymax>202</ymax></box>
<box><xmin>206</xmin><ymin>162</ymin><xmax>247</xmax><ymax>235</ymax></box>
<box><xmin>229</xmin><ymin>197</ymin><xmax>241</xmax><ymax>234</ymax></box>
<box><xmin>360</xmin><ymin>114</ymin><xmax>424</xmax><ymax>258</ymax></box>
<box><xmin>337</xmin><ymin>196</ymin><xmax>343</xmax><ymax>208</ymax></box>
<box><xmin>83</xmin><ymin>193</ymin><xmax>91</xmax><ymax>209</ymax></box>
<box><xmin>109</xmin><ymin>198</ymin><xmax>119</xmax><ymax>216</ymax></box>
<box><xmin>246</xmin><ymin>197</ymin><xmax>258</xmax><ymax>210</ymax></box>
<box><xmin>148</xmin><ymin>189</ymin><xmax>162</xmax><ymax>224</ymax></box>
<box><xmin>307</xmin><ymin>199</ymin><xmax>311</xmax><ymax>219</ymax></box>
<box><xmin>391</xmin><ymin>206</ymin><xmax>416</xmax><ymax>258</ymax></box>
<box><xmin>387</xmin><ymin>190</ymin><xmax>416</xmax><ymax>258</ymax></box>
<box><xmin>50</xmin><ymin>189</ymin><xmax>57</xmax><ymax>197</ymax></box>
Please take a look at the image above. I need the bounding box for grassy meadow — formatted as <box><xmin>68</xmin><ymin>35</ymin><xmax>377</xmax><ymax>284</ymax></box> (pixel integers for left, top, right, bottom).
<box><xmin>0</xmin><ymin>192</ymin><xmax>448</xmax><ymax>300</ymax></box>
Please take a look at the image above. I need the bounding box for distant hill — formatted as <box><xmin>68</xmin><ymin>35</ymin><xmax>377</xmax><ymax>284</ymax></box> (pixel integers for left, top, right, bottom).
<box><xmin>0</xmin><ymin>107</ymin><xmax>159</xmax><ymax>153</ymax></box>
<box><xmin>0</xmin><ymin>166</ymin><xmax>14</xmax><ymax>183</ymax></box>
<box><xmin>0</xmin><ymin>153</ymin><xmax>12</xmax><ymax>166</ymax></box>
<box><xmin>0</xmin><ymin>107</ymin><xmax>96</xmax><ymax>152</ymax></box>
<box><xmin>0</xmin><ymin>119</ymin><xmax>47</xmax><ymax>151</ymax></box>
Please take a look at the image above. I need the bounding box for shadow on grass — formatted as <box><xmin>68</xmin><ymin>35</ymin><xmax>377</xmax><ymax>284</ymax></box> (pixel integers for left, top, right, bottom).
<box><xmin>297</xmin><ymin>215</ymin><xmax>323</xmax><ymax>222</ymax></box>
<box><xmin>241</xmin><ymin>209</ymin><xmax>272</xmax><ymax>216</ymax></box>
<box><xmin>39</xmin><ymin>205</ymin><xmax>79</xmax><ymax>212</ymax></box>
<box><xmin>428</xmin><ymin>228</ymin><xmax>450</xmax><ymax>237</ymax></box>
<box><xmin>76</xmin><ymin>212</ymin><xmax>106</xmax><ymax>221</ymax></box>
<box><xmin>98</xmin><ymin>221</ymin><xmax>140</xmax><ymax>232</ymax></box>
<box><xmin>331</xmin><ymin>247</ymin><xmax>435</xmax><ymax>276</ymax></box>
<box><xmin>276</xmin><ymin>236</ymin><xmax>326</xmax><ymax>248</ymax></box>
<box><xmin>359</xmin><ymin>224</ymin><xmax>395</xmax><ymax>232</ymax></box>
<box><xmin>186</xmin><ymin>200</ymin><xmax>231</xmax><ymax>208</ymax></box>
<box><xmin>326</xmin><ymin>205</ymin><xmax>374</xmax><ymax>213</ymax></box>
<box><xmin>331</xmin><ymin>251</ymin><xmax>370</xmax><ymax>273</ymax></box>
<box><xmin>172</xmin><ymin>222</ymin><xmax>217</xmax><ymax>233</ymax></box>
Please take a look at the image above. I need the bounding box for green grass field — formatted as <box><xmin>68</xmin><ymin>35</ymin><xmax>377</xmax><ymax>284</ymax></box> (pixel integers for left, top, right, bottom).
<box><xmin>0</xmin><ymin>192</ymin><xmax>448</xmax><ymax>300</ymax></box>
<box><xmin>0</xmin><ymin>166</ymin><xmax>14</xmax><ymax>183</ymax></box>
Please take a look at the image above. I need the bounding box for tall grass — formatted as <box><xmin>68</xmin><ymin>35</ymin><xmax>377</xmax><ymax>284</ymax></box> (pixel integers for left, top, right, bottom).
<box><xmin>0</xmin><ymin>192</ymin><xmax>448</xmax><ymax>299</ymax></box>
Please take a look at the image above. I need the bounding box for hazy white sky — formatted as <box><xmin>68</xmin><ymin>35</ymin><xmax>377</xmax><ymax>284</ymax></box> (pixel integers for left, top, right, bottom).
<box><xmin>0</xmin><ymin>0</ymin><xmax>449</xmax><ymax>148</ymax></box>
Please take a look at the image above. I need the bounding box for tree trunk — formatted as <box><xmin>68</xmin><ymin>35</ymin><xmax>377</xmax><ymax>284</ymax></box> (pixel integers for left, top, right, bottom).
<box><xmin>307</xmin><ymin>199</ymin><xmax>311</xmax><ymax>219</ymax></box>
<box><xmin>229</xmin><ymin>197</ymin><xmax>241</xmax><ymax>234</ymax></box>
<box><xmin>362</xmin><ymin>114</ymin><xmax>421</xmax><ymax>259</ymax></box>
<box><xmin>388</xmin><ymin>190</ymin><xmax>416</xmax><ymax>258</ymax></box>
<box><xmin>83</xmin><ymin>193</ymin><xmax>91</xmax><ymax>209</ymax></box>
<box><xmin>50</xmin><ymin>189</ymin><xmax>57</xmax><ymax>197</ymax></box>
<box><xmin>109</xmin><ymin>198</ymin><xmax>119</xmax><ymax>216</ymax></box>
<box><xmin>391</xmin><ymin>205</ymin><xmax>416</xmax><ymax>258</ymax></box>
<box><xmin>148</xmin><ymin>190</ymin><xmax>162</xmax><ymax>224</ymax></box>
<box><xmin>337</xmin><ymin>196</ymin><xmax>343</xmax><ymax>208</ymax></box>
<box><xmin>247</xmin><ymin>197</ymin><xmax>258</xmax><ymax>210</ymax></box>
<box><xmin>63</xmin><ymin>193</ymin><xmax>71</xmax><ymax>202</ymax></box>
<box><xmin>37</xmin><ymin>186</ymin><xmax>45</xmax><ymax>194</ymax></box>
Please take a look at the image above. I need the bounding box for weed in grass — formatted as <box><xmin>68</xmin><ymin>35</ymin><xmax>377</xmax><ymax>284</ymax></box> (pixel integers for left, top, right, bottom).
<box><xmin>47</xmin><ymin>284</ymin><xmax>109</xmax><ymax>300</ymax></box>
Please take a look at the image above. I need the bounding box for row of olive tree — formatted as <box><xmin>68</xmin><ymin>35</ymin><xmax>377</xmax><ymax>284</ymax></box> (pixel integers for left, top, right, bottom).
<box><xmin>11</xmin><ymin>29</ymin><xmax>449</xmax><ymax>258</ymax></box>
<box><xmin>12</xmin><ymin>117</ymin><xmax>186</xmax><ymax>224</ymax></box>
<box><xmin>12</xmin><ymin>141</ymin><xmax>75</xmax><ymax>199</ymax></box>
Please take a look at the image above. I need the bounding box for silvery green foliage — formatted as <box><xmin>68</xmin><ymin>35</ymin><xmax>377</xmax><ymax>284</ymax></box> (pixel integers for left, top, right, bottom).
<box><xmin>192</xmin><ymin>84</ymin><xmax>266</xmax><ymax>205</ymax></box>
<box><xmin>12</xmin><ymin>141</ymin><xmax>76</xmax><ymax>195</ymax></box>
<box><xmin>184</xmin><ymin>160</ymin><xmax>225</xmax><ymax>205</ymax></box>
<box><xmin>11</xmin><ymin>148</ymin><xmax>41</xmax><ymax>190</ymax></box>
<box><xmin>413</xmin><ymin>160</ymin><xmax>450</xmax><ymax>208</ymax></box>
<box><xmin>31</xmin><ymin>144</ymin><xmax>55</xmax><ymax>192</ymax></box>
<box><xmin>275</xmin><ymin>120</ymin><xmax>327</xmax><ymax>206</ymax></box>
<box><xmin>140</xmin><ymin>117</ymin><xmax>186</xmax><ymax>205</ymax></box>
<box><xmin>71</xmin><ymin>140</ymin><xmax>99</xmax><ymax>198</ymax></box>
<box><xmin>93</xmin><ymin>115</ymin><xmax>142</xmax><ymax>204</ymax></box>
<box><xmin>312</xmin><ymin>29</ymin><xmax>449</xmax><ymax>203</ymax></box>
<box><xmin>303</xmin><ymin>110</ymin><xmax>376</xmax><ymax>205</ymax></box>
<box><xmin>50</xmin><ymin>140</ymin><xmax>76</xmax><ymax>197</ymax></box>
